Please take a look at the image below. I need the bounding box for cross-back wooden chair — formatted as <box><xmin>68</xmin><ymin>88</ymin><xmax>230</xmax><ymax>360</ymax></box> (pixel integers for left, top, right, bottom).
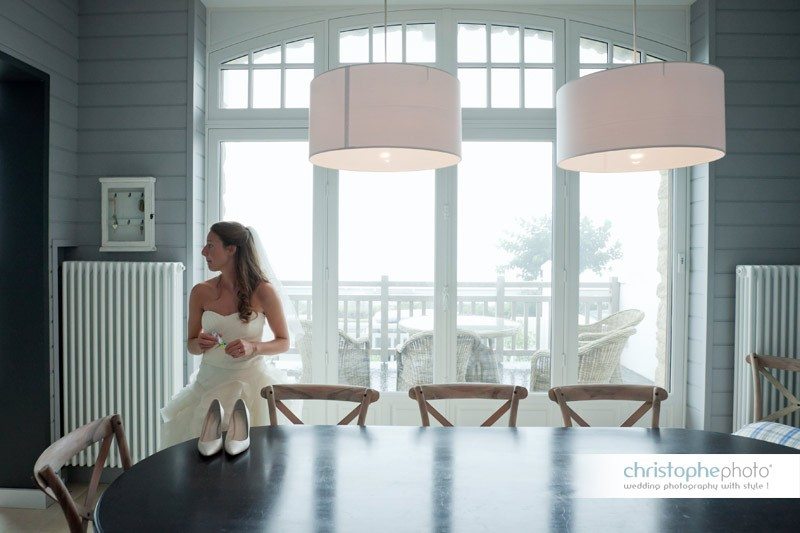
<box><xmin>409</xmin><ymin>384</ymin><xmax>529</xmax><ymax>427</ymax></box>
<box><xmin>746</xmin><ymin>353</ymin><xmax>800</xmax><ymax>423</ymax></box>
<box><xmin>548</xmin><ymin>385</ymin><xmax>668</xmax><ymax>429</ymax></box>
<box><xmin>262</xmin><ymin>384</ymin><xmax>380</xmax><ymax>426</ymax></box>
<box><xmin>33</xmin><ymin>414</ymin><xmax>132</xmax><ymax>533</ymax></box>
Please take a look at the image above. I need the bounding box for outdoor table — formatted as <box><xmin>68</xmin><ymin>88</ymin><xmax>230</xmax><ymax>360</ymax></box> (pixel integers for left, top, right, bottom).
<box><xmin>397</xmin><ymin>314</ymin><xmax>521</xmax><ymax>340</ymax></box>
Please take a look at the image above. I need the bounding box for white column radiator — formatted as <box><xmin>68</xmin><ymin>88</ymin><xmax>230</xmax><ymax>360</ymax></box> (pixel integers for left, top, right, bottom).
<box><xmin>733</xmin><ymin>265</ymin><xmax>800</xmax><ymax>432</ymax></box>
<box><xmin>62</xmin><ymin>261</ymin><xmax>185</xmax><ymax>466</ymax></box>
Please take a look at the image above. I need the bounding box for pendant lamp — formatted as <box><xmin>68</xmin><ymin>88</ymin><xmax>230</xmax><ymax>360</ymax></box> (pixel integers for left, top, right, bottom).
<box><xmin>556</xmin><ymin>1</ymin><xmax>726</xmax><ymax>173</ymax></box>
<box><xmin>308</xmin><ymin>1</ymin><xmax>461</xmax><ymax>172</ymax></box>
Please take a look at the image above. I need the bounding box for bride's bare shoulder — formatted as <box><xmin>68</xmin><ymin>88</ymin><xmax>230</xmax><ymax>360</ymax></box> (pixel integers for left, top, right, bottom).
<box><xmin>254</xmin><ymin>280</ymin><xmax>278</xmax><ymax>301</ymax></box>
<box><xmin>191</xmin><ymin>277</ymin><xmax>219</xmax><ymax>298</ymax></box>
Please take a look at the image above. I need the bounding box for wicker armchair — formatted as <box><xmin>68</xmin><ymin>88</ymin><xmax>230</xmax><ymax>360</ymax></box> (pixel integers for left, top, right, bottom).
<box><xmin>464</xmin><ymin>342</ymin><xmax>501</xmax><ymax>384</ymax></box>
<box><xmin>298</xmin><ymin>320</ymin><xmax>371</xmax><ymax>387</ymax></box>
<box><xmin>577</xmin><ymin>309</ymin><xmax>644</xmax><ymax>340</ymax></box>
<box><xmin>530</xmin><ymin>327</ymin><xmax>638</xmax><ymax>392</ymax></box>
<box><xmin>577</xmin><ymin>309</ymin><xmax>644</xmax><ymax>381</ymax></box>
<box><xmin>396</xmin><ymin>330</ymin><xmax>485</xmax><ymax>391</ymax></box>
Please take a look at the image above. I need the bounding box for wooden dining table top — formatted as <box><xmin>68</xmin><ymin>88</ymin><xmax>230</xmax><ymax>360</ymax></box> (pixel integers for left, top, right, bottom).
<box><xmin>94</xmin><ymin>425</ymin><xmax>799</xmax><ymax>532</ymax></box>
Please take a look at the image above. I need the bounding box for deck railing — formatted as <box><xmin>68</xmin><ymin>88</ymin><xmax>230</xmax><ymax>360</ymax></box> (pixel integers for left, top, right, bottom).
<box><xmin>285</xmin><ymin>276</ymin><xmax>619</xmax><ymax>361</ymax></box>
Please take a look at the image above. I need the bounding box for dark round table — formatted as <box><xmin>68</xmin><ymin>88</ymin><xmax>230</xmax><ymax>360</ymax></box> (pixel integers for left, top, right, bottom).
<box><xmin>95</xmin><ymin>426</ymin><xmax>799</xmax><ymax>532</ymax></box>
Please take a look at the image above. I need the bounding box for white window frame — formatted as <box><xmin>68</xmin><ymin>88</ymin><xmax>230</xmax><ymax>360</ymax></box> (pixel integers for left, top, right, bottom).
<box><xmin>205</xmin><ymin>9</ymin><xmax>689</xmax><ymax>427</ymax></box>
<box><xmin>566</xmin><ymin>20</ymin><xmax>689</xmax><ymax>426</ymax></box>
<box><xmin>207</xmin><ymin>22</ymin><xmax>326</xmax><ymax>123</ymax></box>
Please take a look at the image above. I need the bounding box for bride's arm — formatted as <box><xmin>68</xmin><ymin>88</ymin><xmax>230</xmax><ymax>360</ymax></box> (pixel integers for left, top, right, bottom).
<box><xmin>245</xmin><ymin>281</ymin><xmax>290</xmax><ymax>356</ymax></box>
<box><xmin>187</xmin><ymin>284</ymin><xmax>217</xmax><ymax>355</ymax></box>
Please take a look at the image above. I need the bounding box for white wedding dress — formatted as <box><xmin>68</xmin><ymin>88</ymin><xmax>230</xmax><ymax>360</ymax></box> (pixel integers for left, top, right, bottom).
<box><xmin>160</xmin><ymin>310</ymin><xmax>288</xmax><ymax>449</ymax></box>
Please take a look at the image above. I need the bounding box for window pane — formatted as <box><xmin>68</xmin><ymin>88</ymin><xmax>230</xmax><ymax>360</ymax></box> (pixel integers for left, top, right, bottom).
<box><xmin>458</xmin><ymin>24</ymin><xmax>486</xmax><ymax>63</ymax></box>
<box><xmin>646</xmin><ymin>54</ymin><xmax>665</xmax><ymax>63</ymax></box>
<box><xmin>524</xmin><ymin>68</ymin><xmax>553</xmax><ymax>108</ymax></box>
<box><xmin>524</xmin><ymin>29</ymin><xmax>553</xmax><ymax>63</ymax></box>
<box><xmin>339</xmin><ymin>170</ymin><xmax>435</xmax><ymax>392</ymax></box>
<box><xmin>372</xmin><ymin>25</ymin><xmax>402</xmax><ymax>62</ymax></box>
<box><xmin>613</xmin><ymin>45</ymin><xmax>642</xmax><ymax>64</ymax></box>
<box><xmin>253</xmin><ymin>46</ymin><xmax>280</xmax><ymax>64</ymax></box>
<box><xmin>221</xmin><ymin>69</ymin><xmax>248</xmax><ymax>108</ymax></box>
<box><xmin>490</xmin><ymin>68</ymin><xmax>520</xmax><ymax>108</ymax></box>
<box><xmin>252</xmin><ymin>69</ymin><xmax>280</xmax><ymax>108</ymax></box>
<box><xmin>568</xmin><ymin>170</ymin><xmax>671</xmax><ymax>392</ymax></box>
<box><xmin>223</xmin><ymin>55</ymin><xmax>248</xmax><ymax>65</ymax></box>
<box><xmin>286</xmin><ymin>38</ymin><xmax>314</xmax><ymax>64</ymax></box>
<box><xmin>458</xmin><ymin>68</ymin><xmax>487</xmax><ymax>108</ymax></box>
<box><xmin>220</xmin><ymin>141</ymin><xmax>313</xmax><ymax>383</ymax></box>
<box><xmin>457</xmin><ymin>142</ymin><xmax>553</xmax><ymax>388</ymax></box>
<box><xmin>406</xmin><ymin>23</ymin><xmax>436</xmax><ymax>62</ymax></box>
<box><xmin>284</xmin><ymin>69</ymin><xmax>314</xmax><ymax>108</ymax></box>
<box><xmin>491</xmin><ymin>25</ymin><xmax>520</xmax><ymax>63</ymax></box>
<box><xmin>580</xmin><ymin>38</ymin><xmax>608</xmax><ymax>63</ymax></box>
<box><xmin>580</xmin><ymin>68</ymin><xmax>604</xmax><ymax>77</ymax></box>
<box><xmin>340</xmin><ymin>28</ymin><xmax>369</xmax><ymax>63</ymax></box>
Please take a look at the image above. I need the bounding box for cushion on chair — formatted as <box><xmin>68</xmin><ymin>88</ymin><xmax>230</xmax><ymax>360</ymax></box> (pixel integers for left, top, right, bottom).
<box><xmin>733</xmin><ymin>421</ymin><xmax>800</xmax><ymax>449</ymax></box>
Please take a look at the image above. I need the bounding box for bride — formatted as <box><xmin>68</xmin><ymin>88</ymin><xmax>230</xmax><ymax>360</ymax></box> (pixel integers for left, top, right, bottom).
<box><xmin>160</xmin><ymin>221</ymin><xmax>301</xmax><ymax>448</ymax></box>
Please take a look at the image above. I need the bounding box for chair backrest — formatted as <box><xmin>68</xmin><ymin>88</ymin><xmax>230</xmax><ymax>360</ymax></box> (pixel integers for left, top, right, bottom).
<box><xmin>548</xmin><ymin>385</ymin><xmax>668</xmax><ymax>428</ymax></box>
<box><xmin>33</xmin><ymin>415</ymin><xmax>132</xmax><ymax>533</ymax></box>
<box><xmin>409</xmin><ymin>384</ymin><xmax>529</xmax><ymax>427</ymax></box>
<box><xmin>262</xmin><ymin>384</ymin><xmax>380</xmax><ymax>426</ymax></box>
<box><xmin>746</xmin><ymin>353</ymin><xmax>800</xmax><ymax>423</ymax></box>
<box><xmin>298</xmin><ymin>320</ymin><xmax>371</xmax><ymax>387</ymax></box>
<box><xmin>578</xmin><ymin>309</ymin><xmax>644</xmax><ymax>334</ymax></box>
<box><xmin>396</xmin><ymin>330</ymin><xmax>481</xmax><ymax>391</ymax></box>
<box><xmin>464</xmin><ymin>342</ymin><xmax>501</xmax><ymax>384</ymax></box>
<box><xmin>576</xmin><ymin>327</ymin><xmax>637</xmax><ymax>384</ymax></box>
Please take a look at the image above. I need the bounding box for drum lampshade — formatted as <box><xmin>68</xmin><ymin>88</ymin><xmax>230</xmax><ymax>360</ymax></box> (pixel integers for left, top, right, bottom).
<box><xmin>309</xmin><ymin>63</ymin><xmax>462</xmax><ymax>172</ymax></box>
<box><xmin>556</xmin><ymin>62</ymin><xmax>726</xmax><ymax>173</ymax></box>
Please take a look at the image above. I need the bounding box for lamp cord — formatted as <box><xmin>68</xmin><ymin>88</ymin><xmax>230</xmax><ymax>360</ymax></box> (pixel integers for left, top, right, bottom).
<box><xmin>633</xmin><ymin>0</ymin><xmax>638</xmax><ymax>62</ymax></box>
<box><xmin>384</xmin><ymin>0</ymin><xmax>388</xmax><ymax>62</ymax></box>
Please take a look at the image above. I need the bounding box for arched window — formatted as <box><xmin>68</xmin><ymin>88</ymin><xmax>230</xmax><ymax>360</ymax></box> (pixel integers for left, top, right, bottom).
<box><xmin>209</xmin><ymin>22</ymin><xmax>323</xmax><ymax>117</ymax></box>
<box><xmin>205</xmin><ymin>8</ymin><xmax>689</xmax><ymax>426</ymax></box>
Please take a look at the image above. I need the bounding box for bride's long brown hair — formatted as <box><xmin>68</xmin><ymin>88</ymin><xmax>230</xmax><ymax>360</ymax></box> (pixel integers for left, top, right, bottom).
<box><xmin>210</xmin><ymin>221</ymin><xmax>267</xmax><ymax>322</ymax></box>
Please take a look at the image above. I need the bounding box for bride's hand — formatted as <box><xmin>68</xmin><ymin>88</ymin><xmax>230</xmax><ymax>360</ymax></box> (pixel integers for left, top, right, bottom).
<box><xmin>226</xmin><ymin>339</ymin><xmax>255</xmax><ymax>358</ymax></box>
<box><xmin>198</xmin><ymin>332</ymin><xmax>218</xmax><ymax>352</ymax></box>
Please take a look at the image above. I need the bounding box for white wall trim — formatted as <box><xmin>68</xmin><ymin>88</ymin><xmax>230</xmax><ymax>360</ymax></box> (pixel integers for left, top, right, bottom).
<box><xmin>0</xmin><ymin>489</ymin><xmax>53</xmax><ymax>510</ymax></box>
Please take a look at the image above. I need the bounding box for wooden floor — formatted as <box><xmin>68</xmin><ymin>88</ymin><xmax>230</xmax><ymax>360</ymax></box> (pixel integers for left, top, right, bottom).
<box><xmin>0</xmin><ymin>484</ymin><xmax>105</xmax><ymax>532</ymax></box>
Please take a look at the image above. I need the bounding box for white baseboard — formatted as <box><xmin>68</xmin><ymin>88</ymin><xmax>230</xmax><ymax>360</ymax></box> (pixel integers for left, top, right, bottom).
<box><xmin>0</xmin><ymin>488</ymin><xmax>53</xmax><ymax>509</ymax></box>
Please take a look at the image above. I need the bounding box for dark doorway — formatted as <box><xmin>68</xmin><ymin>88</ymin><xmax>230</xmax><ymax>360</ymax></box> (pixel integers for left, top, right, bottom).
<box><xmin>0</xmin><ymin>50</ymin><xmax>50</xmax><ymax>488</ymax></box>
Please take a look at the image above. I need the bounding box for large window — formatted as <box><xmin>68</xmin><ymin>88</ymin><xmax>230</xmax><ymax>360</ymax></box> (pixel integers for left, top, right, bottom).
<box><xmin>578</xmin><ymin>36</ymin><xmax>664</xmax><ymax>77</ymax></box>
<box><xmin>219</xmin><ymin>141</ymin><xmax>313</xmax><ymax>381</ymax></box>
<box><xmin>339</xmin><ymin>171</ymin><xmax>435</xmax><ymax>392</ymax></box>
<box><xmin>339</xmin><ymin>23</ymin><xmax>436</xmax><ymax>64</ymax></box>
<box><xmin>208</xmin><ymin>11</ymin><xmax>688</xmax><ymax>426</ymax></box>
<box><xmin>457</xmin><ymin>23</ymin><xmax>554</xmax><ymax>108</ymax></box>
<box><xmin>220</xmin><ymin>37</ymin><xmax>315</xmax><ymax>109</ymax></box>
<box><xmin>456</xmin><ymin>142</ymin><xmax>553</xmax><ymax>388</ymax></box>
<box><xmin>576</xmin><ymin>171</ymin><xmax>671</xmax><ymax>388</ymax></box>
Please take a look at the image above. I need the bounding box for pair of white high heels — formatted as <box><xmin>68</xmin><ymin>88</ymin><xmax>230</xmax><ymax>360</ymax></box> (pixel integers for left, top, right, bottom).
<box><xmin>198</xmin><ymin>398</ymin><xmax>251</xmax><ymax>456</ymax></box>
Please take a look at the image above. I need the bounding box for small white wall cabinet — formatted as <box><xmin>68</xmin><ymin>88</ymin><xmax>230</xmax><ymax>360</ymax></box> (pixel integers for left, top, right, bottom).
<box><xmin>100</xmin><ymin>177</ymin><xmax>156</xmax><ymax>252</ymax></box>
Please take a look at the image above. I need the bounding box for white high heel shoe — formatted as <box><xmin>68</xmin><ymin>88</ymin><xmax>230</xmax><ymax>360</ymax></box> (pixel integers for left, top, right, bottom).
<box><xmin>198</xmin><ymin>399</ymin><xmax>224</xmax><ymax>456</ymax></box>
<box><xmin>224</xmin><ymin>398</ymin><xmax>250</xmax><ymax>455</ymax></box>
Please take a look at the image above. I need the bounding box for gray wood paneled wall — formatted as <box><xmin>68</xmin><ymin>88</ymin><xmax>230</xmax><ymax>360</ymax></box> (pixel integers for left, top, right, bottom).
<box><xmin>0</xmin><ymin>0</ymin><xmax>79</xmax><ymax>243</ymax></box>
<box><xmin>76</xmin><ymin>0</ymin><xmax>205</xmax><ymax>380</ymax></box>
<box><xmin>76</xmin><ymin>0</ymin><xmax>191</xmax><ymax>264</ymax></box>
<box><xmin>689</xmin><ymin>0</ymin><xmax>800</xmax><ymax>432</ymax></box>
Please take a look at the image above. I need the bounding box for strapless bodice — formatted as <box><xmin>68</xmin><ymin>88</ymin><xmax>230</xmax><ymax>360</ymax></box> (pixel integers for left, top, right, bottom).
<box><xmin>200</xmin><ymin>310</ymin><xmax>266</xmax><ymax>369</ymax></box>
